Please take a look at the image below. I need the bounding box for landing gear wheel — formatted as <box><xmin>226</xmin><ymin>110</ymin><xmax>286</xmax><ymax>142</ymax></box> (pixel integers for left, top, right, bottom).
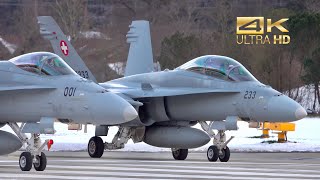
<box><xmin>172</xmin><ymin>149</ymin><xmax>188</xmax><ymax>160</ymax></box>
<box><xmin>33</xmin><ymin>152</ymin><xmax>47</xmax><ymax>171</ymax></box>
<box><xmin>88</xmin><ymin>136</ymin><xmax>104</xmax><ymax>158</ymax></box>
<box><xmin>218</xmin><ymin>146</ymin><xmax>230</xmax><ymax>162</ymax></box>
<box><xmin>207</xmin><ymin>145</ymin><xmax>219</xmax><ymax>162</ymax></box>
<box><xmin>19</xmin><ymin>152</ymin><xmax>33</xmax><ymax>171</ymax></box>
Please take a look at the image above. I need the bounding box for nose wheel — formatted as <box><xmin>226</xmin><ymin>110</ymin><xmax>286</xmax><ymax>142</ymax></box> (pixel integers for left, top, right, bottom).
<box><xmin>33</xmin><ymin>152</ymin><xmax>47</xmax><ymax>171</ymax></box>
<box><xmin>199</xmin><ymin>122</ymin><xmax>234</xmax><ymax>163</ymax></box>
<box><xmin>19</xmin><ymin>152</ymin><xmax>33</xmax><ymax>171</ymax></box>
<box><xmin>19</xmin><ymin>151</ymin><xmax>47</xmax><ymax>171</ymax></box>
<box><xmin>218</xmin><ymin>146</ymin><xmax>230</xmax><ymax>162</ymax></box>
<box><xmin>207</xmin><ymin>145</ymin><xmax>219</xmax><ymax>162</ymax></box>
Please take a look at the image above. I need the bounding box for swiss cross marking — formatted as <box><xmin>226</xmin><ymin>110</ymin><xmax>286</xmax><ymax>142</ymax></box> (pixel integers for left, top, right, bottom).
<box><xmin>60</xmin><ymin>40</ymin><xmax>69</xmax><ymax>56</ymax></box>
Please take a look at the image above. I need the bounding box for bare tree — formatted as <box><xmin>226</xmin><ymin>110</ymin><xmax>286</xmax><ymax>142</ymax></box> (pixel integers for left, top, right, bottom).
<box><xmin>53</xmin><ymin>0</ymin><xmax>89</xmax><ymax>41</ymax></box>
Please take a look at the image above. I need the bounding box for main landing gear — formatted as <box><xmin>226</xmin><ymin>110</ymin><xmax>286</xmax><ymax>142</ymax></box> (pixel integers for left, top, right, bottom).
<box><xmin>88</xmin><ymin>136</ymin><xmax>104</xmax><ymax>158</ymax></box>
<box><xmin>200</xmin><ymin>121</ymin><xmax>234</xmax><ymax>162</ymax></box>
<box><xmin>171</xmin><ymin>148</ymin><xmax>188</xmax><ymax>160</ymax></box>
<box><xmin>169</xmin><ymin>122</ymin><xmax>233</xmax><ymax>162</ymax></box>
<box><xmin>8</xmin><ymin>123</ymin><xmax>53</xmax><ymax>171</ymax></box>
<box><xmin>170</xmin><ymin>138</ymin><xmax>231</xmax><ymax>162</ymax></box>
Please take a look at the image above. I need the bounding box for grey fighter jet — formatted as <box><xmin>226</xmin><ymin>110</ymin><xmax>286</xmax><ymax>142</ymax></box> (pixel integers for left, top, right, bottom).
<box><xmin>38</xmin><ymin>16</ymin><xmax>307</xmax><ymax>163</ymax></box>
<box><xmin>0</xmin><ymin>52</ymin><xmax>137</xmax><ymax>171</ymax></box>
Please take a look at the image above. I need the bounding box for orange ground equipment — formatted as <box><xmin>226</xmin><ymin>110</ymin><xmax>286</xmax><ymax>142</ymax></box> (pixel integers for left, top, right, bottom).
<box><xmin>249</xmin><ymin>122</ymin><xmax>296</xmax><ymax>142</ymax></box>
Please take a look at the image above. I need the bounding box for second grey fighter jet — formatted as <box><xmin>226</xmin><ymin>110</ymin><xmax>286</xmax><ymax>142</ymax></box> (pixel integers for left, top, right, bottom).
<box><xmin>38</xmin><ymin>16</ymin><xmax>307</xmax><ymax>163</ymax></box>
<box><xmin>0</xmin><ymin>52</ymin><xmax>137</xmax><ymax>171</ymax></box>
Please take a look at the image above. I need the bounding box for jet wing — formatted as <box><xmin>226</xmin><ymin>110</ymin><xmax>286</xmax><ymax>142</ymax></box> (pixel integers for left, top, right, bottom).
<box><xmin>0</xmin><ymin>85</ymin><xmax>55</xmax><ymax>93</ymax></box>
<box><xmin>101</xmin><ymin>83</ymin><xmax>239</xmax><ymax>98</ymax></box>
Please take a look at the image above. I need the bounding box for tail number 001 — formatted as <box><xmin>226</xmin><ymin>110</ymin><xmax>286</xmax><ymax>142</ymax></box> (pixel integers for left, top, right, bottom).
<box><xmin>64</xmin><ymin>87</ymin><xmax>76</xmax><ymax>97</ymax></box>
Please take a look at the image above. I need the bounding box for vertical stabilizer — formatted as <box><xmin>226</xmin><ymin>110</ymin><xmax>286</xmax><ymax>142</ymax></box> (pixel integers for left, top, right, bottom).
<box><xmin>37</xmin><ymin>16</ymin><xmax>97</xmax><ymax>82</ymax></box>
<box><xmin>125</xmin><ymin>21</ymin><xmax>154</xmax><ymax>76</ymax></box>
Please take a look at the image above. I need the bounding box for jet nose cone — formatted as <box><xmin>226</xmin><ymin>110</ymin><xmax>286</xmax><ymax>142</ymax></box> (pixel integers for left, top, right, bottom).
<box><xmin>123</xmin><ymin>105</ymin><xmax>138</xmax><ymax>122</ymax></box>
<box><xmin>91</xmin><ymin>92</ymin><xmax>138</xmax><ymax>125</ymax></box>
<box><xmin>268</xmin><ymin>95</ymin><xmax>306</xmax><ymax>122</ymax></box>
<box><xmin>295</xmin><ymin>106</ymin><xmax>307</xmax><ymax>120</ymax></box>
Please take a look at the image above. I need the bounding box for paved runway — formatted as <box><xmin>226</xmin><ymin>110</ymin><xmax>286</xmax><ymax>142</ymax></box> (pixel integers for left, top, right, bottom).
<box><xmin>1</xmin><ymin>151</ymin><xmax>320</xmax><ymax>179</ymax></box>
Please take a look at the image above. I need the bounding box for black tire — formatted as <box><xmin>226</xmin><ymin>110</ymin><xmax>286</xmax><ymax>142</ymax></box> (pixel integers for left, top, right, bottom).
<box><xmin>19</xmin><ymin>152</ymin><xmax>33</xmax><ymax>171</ymax></box>
<box><xmin>88</xmin><ymin>136</ymin><xmax>104</xmax><ymax>158</ymax></box>
<box><xmin>218</xmin><ymin>146</ymin><xmax>230</xmax><ymax>162</ymax></box>
<box><xmin>207</xmin><ymin>145</ymin><xmax>219</xmax><ymax>162</ymax></box>
<box><xmin>33</xmin><ymin>152</ymin><xmax>47</xmax><ymax>171</ymax></box>
<box><xmin>172</xmin><ymin>149</ymin><xmax>188</xmax><ymax>160</ymax></box>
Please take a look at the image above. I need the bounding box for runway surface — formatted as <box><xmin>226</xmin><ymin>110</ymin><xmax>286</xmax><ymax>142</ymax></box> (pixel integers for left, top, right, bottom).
<box><xmin>1</xmin><ymin>151</ymin><xmax>320</xmax><ymax>179</ymax></box>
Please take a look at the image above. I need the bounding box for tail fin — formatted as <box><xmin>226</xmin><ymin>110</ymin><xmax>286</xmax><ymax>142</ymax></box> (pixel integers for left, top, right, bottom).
<box><xmin>125</xmin><ymin>21</ymin><xmax>154</xmax><ymax>76</ymax></box>
<box><xmin>37</xmin><ymin>16</ymin><xmax>97</xmax><ymax>82</ymax></box>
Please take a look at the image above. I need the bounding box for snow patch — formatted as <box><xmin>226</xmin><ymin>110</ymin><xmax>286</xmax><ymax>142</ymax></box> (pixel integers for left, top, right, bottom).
<box><xmin>80</xmin><ymin>31</ymin><xmax>110</xmax><ymax>40</ymax></box>
<box><xmin>108</xmin><ymin>62</ymin><xmax>125</xmax><ymax>75</ymax></box>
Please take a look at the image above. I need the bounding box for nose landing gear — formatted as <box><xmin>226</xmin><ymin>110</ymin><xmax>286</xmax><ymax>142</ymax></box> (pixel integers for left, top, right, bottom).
<box><xmin>200</xmin><ymin>121</ymin><xmax>234</xmax><ymax>162</ymax></box>
<box><xmin>8</xmin><ymin>122</ymin><xmax>53</xmax><ymax>171</ymax></box>
<box><xmin>19</xmin><ymin>151</ymin><xmax>47</xmax><ymax>171</ymax></box>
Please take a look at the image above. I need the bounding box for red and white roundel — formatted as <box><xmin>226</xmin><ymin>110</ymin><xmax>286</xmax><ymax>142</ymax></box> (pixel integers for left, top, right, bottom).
<box><xmin>60</xmin><ymin>40</ymin><xmax>69</xmax><ymax>56</ymax></box>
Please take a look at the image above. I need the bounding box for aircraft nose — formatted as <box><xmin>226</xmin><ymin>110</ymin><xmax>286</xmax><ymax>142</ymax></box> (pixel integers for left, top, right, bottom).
<box><xmin>268</xmin><ymin>95</ymin><xmax>307</xmax><ymax>122</ymax></box>
<box><xmin>123</xmin><ymin>105</ymin><xmax>138</xmax><ymax>122</ymax></box>
<box><xmin>295</xmin><ymin>106</ymin><xmax>307</xmax><ymax>120</ymax></box>
<box><xmin>107</xmin><ymin>93</ymin><xmax>138</xmax><ymax>123</ymax></box>
<box><xmin>91</xmin><ymin>92</ymin><xmax>138</xmax><ymax>125</ymax></box>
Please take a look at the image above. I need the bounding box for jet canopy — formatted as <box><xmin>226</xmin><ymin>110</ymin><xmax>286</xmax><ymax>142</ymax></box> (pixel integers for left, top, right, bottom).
<box><xmin>177</xmin><ymin>55</ymin><xmax>257</xmax><ymax>82</ymax></box>
<box><xmin>9</xmin><ymin>52</ymin><xmax>77</xmax><ymax>76</ymax></box>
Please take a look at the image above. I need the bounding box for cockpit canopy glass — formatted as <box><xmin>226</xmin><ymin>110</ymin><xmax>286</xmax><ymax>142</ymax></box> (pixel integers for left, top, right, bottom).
<box><xmin>177</xmin><ymin>55</ymin><xmax>257</xmax><ymax>82</ymax></box>
<box><xmin>9</xmin><ymin>52</ymin><xmax>77</xmax><ymax>76</ymax></box>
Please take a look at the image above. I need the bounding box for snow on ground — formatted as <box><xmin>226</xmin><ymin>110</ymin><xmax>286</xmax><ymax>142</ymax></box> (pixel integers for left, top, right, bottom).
<box><xmin>108</xmin><ymin>62</ymin><xmax>125</xmax><ymax>75</ymax></box>
<box><xmin>2</xmin><ymin>117</ymin><xmax>320</xmax><ymax>152</ymax></box>
<box><xmin>80</xmin><ymin>31</ymin><xmax>110</xmax><ymax>40</ymax></box>
<box><xmin>0</xmin><ymin>36</ymin><xmax>17</xmax><ymax>54</ymax></box>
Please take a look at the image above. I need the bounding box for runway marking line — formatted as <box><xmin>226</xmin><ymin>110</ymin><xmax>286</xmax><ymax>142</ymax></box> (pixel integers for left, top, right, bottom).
<box><xmin>12</xmin><ymin>164</ymin><xmax>315</xmax><ymax>179</ymax></box>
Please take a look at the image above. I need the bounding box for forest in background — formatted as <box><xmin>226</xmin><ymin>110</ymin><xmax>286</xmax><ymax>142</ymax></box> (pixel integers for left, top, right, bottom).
<box><xmin>0</xmin><ymin>0</ymin><xmax>319</xmax><ymax>111</ymax></box>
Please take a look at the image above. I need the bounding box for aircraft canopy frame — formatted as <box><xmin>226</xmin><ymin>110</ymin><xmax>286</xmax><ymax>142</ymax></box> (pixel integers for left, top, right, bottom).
<box><xmin>177</xmin><ymin>55</ymin><xmax>257</xmax><ymax>82</ymax></box>
<box><xmin>9</xmin><ymin>52</ymin><xmax>77</xmax><ymax>76</ymax></box>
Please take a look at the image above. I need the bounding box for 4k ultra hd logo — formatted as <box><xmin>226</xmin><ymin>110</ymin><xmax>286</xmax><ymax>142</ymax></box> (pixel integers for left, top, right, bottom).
<box><xmin>236</xmin><ymin>17</ymin><xmax>290</xmax><ymax>45</ymax></box>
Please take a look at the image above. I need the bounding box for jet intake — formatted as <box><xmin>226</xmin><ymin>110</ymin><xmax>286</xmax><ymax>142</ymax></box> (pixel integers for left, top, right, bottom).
<box><xmin>0</xmin><ymin>130</ymin><xmax>22</xmax><ymax>155</ymax></box>
<box><xmin>143</xmin><ymin>126</ymin><xmax>210</xmax><ymax>149</ymax></box>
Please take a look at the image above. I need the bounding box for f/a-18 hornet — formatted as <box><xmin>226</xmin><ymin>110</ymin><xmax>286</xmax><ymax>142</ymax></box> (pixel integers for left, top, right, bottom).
<box><xmin>38</xmin><ymin>16</ymin><xmax>307</xmax><ymax>163</ymax></box>
<box><xmin>0</xmin><ymin>52</ymin><xmax>137</xmax><ymax>171</ymax></box>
